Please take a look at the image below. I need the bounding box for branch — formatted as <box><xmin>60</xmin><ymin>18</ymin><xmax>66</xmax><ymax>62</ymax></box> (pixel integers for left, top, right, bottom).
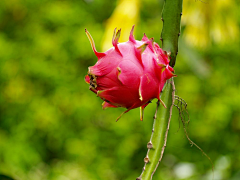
<box><xmin>161</xmin><ymin>0</ymin><xmax>183</xmax><ymax>67</ymax></box>
<box><xmin>137</xmin><ymin>0</ymin><xmax>183</xmax><ymax>179</ymax></box>
<box><xmin>137</xmin><ymin>78</ymin><xmax>175</xmax><ymax>180</ymax></box>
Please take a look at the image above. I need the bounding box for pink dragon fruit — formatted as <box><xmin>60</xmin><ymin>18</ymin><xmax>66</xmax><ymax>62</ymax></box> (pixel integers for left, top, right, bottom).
<box><xmin>85</xmin><ymin>26</ymin><xmax>175</xmax><ymax>121</ymax></box>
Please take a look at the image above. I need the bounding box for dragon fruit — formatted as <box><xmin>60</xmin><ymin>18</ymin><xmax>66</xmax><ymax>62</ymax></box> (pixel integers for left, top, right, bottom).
<box><xmin>85</xmin><ymin>26</ymin><xmax>175</xmax><ymax>121</ymax></box>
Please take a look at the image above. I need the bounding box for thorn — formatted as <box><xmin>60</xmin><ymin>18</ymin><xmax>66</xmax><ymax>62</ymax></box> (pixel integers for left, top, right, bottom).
<box><xmin>141</xmin><ymin>33</ymin><xmax>148</xmax><ymax>41</ymax></box>
<box><xmin>167</xmin><ymin>51</ymin><xmax>171</xmax><ymax>57</ymax></box>
<box><xmin>89</xmin><ymin>86</ymin><xmax>97</xmax><ymax>94</ymax></box>
<box><xmin>144</xmin><ymin>156</ymin><xmax>149</xmax><ymax>163</ymax></box>
<box><xmin>85</xmin><ymin>29</ymin><xmax>106</xmax><ymax>59</ymax></box>
<box><xmin>116</xmin><ymin>109</ymin><xmax>130</xmax><ymax>122</ymax></box>
<box><xmin>172</xmin><ymin>73</ymin><xmax>177</xmax><ymax>77</ymax></box>
<box><xmin>129</xmin><ymin>25</ymin><xmax>136</xmax><ymax>43</ymax></box>
<box><xmin>178</xmin><ymin>32</ymin><xmax>181</xmax><ymax>36</ymax></box>
<box><xmin>147</xmin><ymin>38</ymin><xmax>155</xmax><ymax>52</ymax></box>
<box><xmin>180</xmin><ymin>12</ymin><xmax>182</xmax><ymax>16</ymax></box>
<box><xmin>140</xmin><ymin>106</ymin><xmax>144</xmax><ymax>121</ymax></box>
<box><xmin>147</xmin><ymin>141</ymin><xmax>153</xmax><ymax>149</ymax></box>
<box><xmin>112</xmin><ymin>28</ymin><xmax>122</xmax><ymax>56</ymax></box>
<box><xmin>116</xmin><ymin>112</ymin><xmax>124</xmax><ymax>122</ymax></box>
<box><xmin>134</xmin><ymin>43</ymin><xmax>147</xmax><ymax>67</ymax></box>
<box><xmin>112</xmin><ymin>28</ymin><xmax>121</xmax><ymax>45</ymax></box>
<box><xmin>159</xmin><ymin>99</ymin><xmax>167</xmax><ymax>108</ymax></box>
<box><xmin>137</xmin><ymin>43</ymin><xmax>148</xmax><ymax>54</ymax></box>
<box><xmin>96</xmin><ymin>90</ymin><xmax>102</xmax><ymax>97</ymax></box>
<box><xmin>161</xmin><ymin>17</ymin><xmax>164</xmax><ymax>21</ymax></box>
<box><xmin>112</xmin><ymin>28</ymin><xmax>117</xmax><ymax>41</ymax></box>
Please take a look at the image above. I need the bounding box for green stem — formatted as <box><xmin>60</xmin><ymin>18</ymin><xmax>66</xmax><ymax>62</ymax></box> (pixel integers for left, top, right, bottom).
<box><xmin>161</xmin><ymin>0</ymin><xmax>183</xmax><ymax>67</ymax></box>
<box><xmin>137</xmin><ymin>0</ymin><xmax>183</xmax><ymax>179</ymax></box>
<box><xmin>138</xmin><ymin>78</ymin><xmax>175</xmax><ymax>180</ymax></box>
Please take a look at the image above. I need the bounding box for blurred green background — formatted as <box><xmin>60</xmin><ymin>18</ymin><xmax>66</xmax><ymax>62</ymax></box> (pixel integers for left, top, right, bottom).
<box><xmin>0</xmin><ymin>0</ymin><xmax>239</xmax><ymax>179</ymax></box>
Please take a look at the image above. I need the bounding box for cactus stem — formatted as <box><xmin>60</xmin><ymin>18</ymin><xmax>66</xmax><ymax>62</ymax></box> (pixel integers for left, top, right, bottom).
<box><xmin>160</xmin><ymin>0</ymin><xmax>183</xmax><ymax>67</ymax></box>
<box><xmin>138</xmin><ymin>78</ymin><xmax>175</xmax><ymax>180</ymax></box>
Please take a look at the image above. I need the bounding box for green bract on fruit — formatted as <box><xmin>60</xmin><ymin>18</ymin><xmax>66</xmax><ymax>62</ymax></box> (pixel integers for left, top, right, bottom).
<box><xmin>85</xmin><ymin>26</ymin><xmax>176</xmax><ymax>121</ymax></box>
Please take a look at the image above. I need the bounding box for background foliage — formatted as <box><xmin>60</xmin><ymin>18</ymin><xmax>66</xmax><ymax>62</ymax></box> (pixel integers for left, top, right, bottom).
<box><xmin>0</xmin><ymin>0</ymin><xmax>240</xmax><ymax>179</ymax></box>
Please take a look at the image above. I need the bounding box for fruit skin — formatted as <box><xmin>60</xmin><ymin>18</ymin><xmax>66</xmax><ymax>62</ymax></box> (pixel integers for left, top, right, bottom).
<box><xmin>85</xmin><ymin>26</ymin><xmax>175</xmax><ymax>121</ymax></box>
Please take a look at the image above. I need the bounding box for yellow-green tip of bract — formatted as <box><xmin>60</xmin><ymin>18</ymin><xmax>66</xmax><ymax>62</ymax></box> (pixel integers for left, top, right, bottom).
<box><xmin>85</xmin><ymin>29</ymin><xmax>106</xmax><ymax>59</ymax></box>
